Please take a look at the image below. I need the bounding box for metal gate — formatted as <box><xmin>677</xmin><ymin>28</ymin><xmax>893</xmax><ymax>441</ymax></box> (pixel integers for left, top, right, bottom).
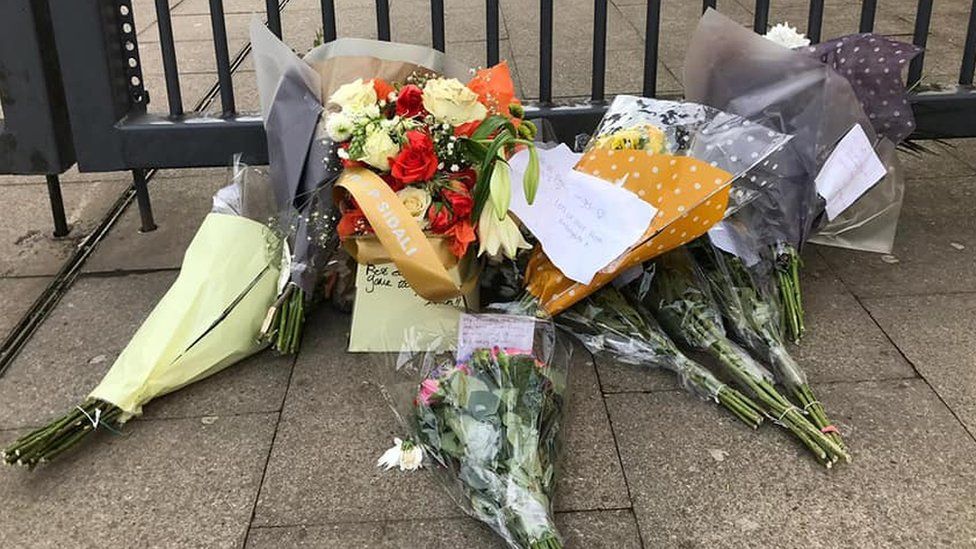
<box><xmin>3</xmin><ymin>0</ymin><xmax>976</xmax><ymax>231</ymax></box>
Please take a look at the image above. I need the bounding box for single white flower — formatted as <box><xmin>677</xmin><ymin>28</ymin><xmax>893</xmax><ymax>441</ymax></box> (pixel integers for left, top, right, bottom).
<box><xmin>360</xmin><ymin>129</ymin><xmax>400</xmax><ymax>171</ymax></box>
<box><xmin>764</xmin><ymin>22</ymin><xmax>811</xmax><ymax>49</ymax></box>
<box><xmin>397</xmin><ymin>186</ymin><xmax>432</xmax><ymax>228</ymax></box>
<box><xmin>422</xmin><ymin>77</ymin><xmax>488</xmax><ymax>125</ymax></box>
<box><xmin>324</xmin><ymin>112</ymin><xmax>353</xmax><ymax>142</ymax></box>
<box><xmin>478</xmin><ymin>207</ymin><xmax>531</xmax><ymax>259</ymax></box>
<box><xmin>398</xmin><ymin>441</ymin><xmax>424</xmax><ymax>471</ymax></box>
<box><xmin>336</xmin><ymin>147</ymin><xmax>350</xmax><ymax>160</ymax></box>
<box><xmin>376</xmin><ymin>438</ymin><xmax>424</xmax><ymax>471</ymax></box>
<box><xmin>328</xmin><ymin>78</ymin><xmax>377</xmax><ymax>114</ymax></box>
<box><xmin>377</xmin><ymin>438</ymin><xmax>403</xmax><ymax>470</ymax></box>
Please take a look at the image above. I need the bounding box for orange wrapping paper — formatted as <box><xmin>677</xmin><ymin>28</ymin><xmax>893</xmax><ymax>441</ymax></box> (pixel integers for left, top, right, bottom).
<box><xmin>525</xmin><ymin>148</ymin><xmax>732</xmax><ymax>314</ymax></box>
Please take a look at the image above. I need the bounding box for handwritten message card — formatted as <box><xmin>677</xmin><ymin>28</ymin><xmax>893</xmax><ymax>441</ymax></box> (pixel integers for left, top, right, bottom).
<box><xmin>508</xmin><ymin>145</ymin><xmax>658</xmax><ymax>284</ymax></box>
<box><xmin>348</xmin><ymin>263</ymin><xmax>470</xmax><ymax>352</ymax></box>
<box><xmin>815</xmin><ymin>124</ymin><xmax>887</xmax><ymax>220</ymax></box>
<box><xmin>457</xmin><ymin>313</ymin><xmax>537</xmax><ymax>361</ymax></box>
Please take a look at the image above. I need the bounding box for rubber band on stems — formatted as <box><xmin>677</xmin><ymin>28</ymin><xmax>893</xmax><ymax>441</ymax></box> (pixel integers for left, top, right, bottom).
<box><xmin>75</xmin><ymin>405</ymin><xmax>124</xmax><ymax>436</ymax></box>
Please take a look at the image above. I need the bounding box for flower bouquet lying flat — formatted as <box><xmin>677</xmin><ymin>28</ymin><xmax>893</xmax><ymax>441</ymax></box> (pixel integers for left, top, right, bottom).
<box><xmin>687</xmin><ymin>239</ymin><xmax>843</xmax><ymax>449</ymax></box>
<box><xmin>387</xmin><ymin>312</ymin><xmax>570</xmax><ymax>549</ymax></box>
<box><xmin>558</xmin><ymin>286</ymin><xmax>763</xmax><ymax>428</ymax></box>
<box><xmin>634</xmin><ymin>250</ymin><xmax>849</xmax><ymax>467</ymax></box>
<box><xmin>3</xmin><ymin>164</ymin><xmax>281</xmax><ymax>468</ymax></box>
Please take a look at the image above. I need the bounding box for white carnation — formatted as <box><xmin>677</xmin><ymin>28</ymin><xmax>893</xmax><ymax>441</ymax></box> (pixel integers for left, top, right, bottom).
<box><xmin>324</xmin><ymin>112</ymin><xmax>353</xmax><ymax>142</ymax></box>
<box><xmin>764</xmin><ymin>23</ymin><xmax>811</xmax><ymax>49</ymax></box>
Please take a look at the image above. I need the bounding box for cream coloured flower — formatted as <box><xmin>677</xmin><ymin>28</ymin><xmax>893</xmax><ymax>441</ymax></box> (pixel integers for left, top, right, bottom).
<box><xmin>422</xmin><ymin>77</ymin><xmax>488</xmax><ymax>125</ymax></box>
<box><xmin>328</xmin><ymin>78</ymin><xmax>378</xmax><ymax>114</ymax></box>
<box><xmin>376</xmin><ymin>438</ymin><xmax>424</xmax><ymax>471</ymax></box>
<box><xmin>324</xmin><ymin>112</ymin><xmax>353</xmax><ymax>141</ymax></box>
<box><xmin>397</xmin><ymin>186</ymin><xmax>432</xmax><ymax>228</ymax></box>
<box><xmin>478</xmin><ymin>207</ymin><xmax>531</xmax><ymax>259</ymax></box>
<box><xmin>764</xmin><ymin>22</ymin><xmax>811</xmax><ymax>49</ymax></box>
<box><xmin>360</xmin><ymin>129</ymin><xmax>399</xmax><ymax>171</ymax></box>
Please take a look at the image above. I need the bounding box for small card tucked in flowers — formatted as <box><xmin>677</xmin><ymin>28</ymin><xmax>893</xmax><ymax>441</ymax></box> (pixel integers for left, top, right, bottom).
<box><xmin>456</xmin><ymin>313</ymin><xmax>536</xmax><ymax>361</ymax></box>
<box><xmin>508</xmin><ymin>145</ymin><xmax>658</xmax><ymax>284</ymax></box>
<box><xmin>815</xmin><ymin>124</ymin><xmax>887</xmax><ymax>220</ymax></box>
<box><xmin>348</xmin><ymin>263</ymin><xmax>471</xmax><ymax>352</ymax></box>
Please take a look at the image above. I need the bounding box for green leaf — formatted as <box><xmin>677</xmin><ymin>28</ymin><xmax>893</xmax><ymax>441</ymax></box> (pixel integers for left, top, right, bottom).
<box><xmin>472</xmin><ymin>133</ymin><xmax>513</xmax><ymax>220</ymax></box>
<box><xmin>523</xmin><ymin>145</ymin><xmax>540</xmax><ymax>205</ymax></box>
<box><xmin>471</xmin><ymin>115</ymin><xmax>514</xmax><ymax>141</ymax></box>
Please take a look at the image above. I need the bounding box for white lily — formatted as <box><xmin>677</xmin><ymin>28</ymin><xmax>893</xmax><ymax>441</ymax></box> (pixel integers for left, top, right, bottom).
<box><xmin>478</xmin><ymin>206</ymin><xmax>531</xmax><ymax>260</ymax></box>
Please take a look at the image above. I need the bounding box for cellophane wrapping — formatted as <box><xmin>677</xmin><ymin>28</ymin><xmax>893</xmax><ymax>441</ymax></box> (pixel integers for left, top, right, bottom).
<box><xmin>383</xmin><ymin>307</ymin><xmax>572</xmax><ymax>549</ymax></box>
<box><xmin>684</xmin><ymin>9</ymin><xmax>906</xmax><ymax>254</ymax></box>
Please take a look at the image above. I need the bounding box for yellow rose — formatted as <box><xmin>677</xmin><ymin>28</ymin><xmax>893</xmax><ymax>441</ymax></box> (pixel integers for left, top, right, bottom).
<box><xmin>422</xmin><ymin>78</ymin><xmax>488</xmax><ymax>125</ymax></box>
<box><xmin>396</xmin><ymin>186</ymin><xmax>432</xmax><ymax>228</ymax></box>
<box><xmin>328</xmin><ymin>78</ymin><xmax>377</xmax><ymax>115</ymax></box>
<box><xmin>361</xmin><ymin>129</ymin><xmax>399</xmax><ymax>171</ymax></box>
<box><xmin>595</xmin><ymin>124</ymin><xmax>667</xmax><ymax>153</ymax></box>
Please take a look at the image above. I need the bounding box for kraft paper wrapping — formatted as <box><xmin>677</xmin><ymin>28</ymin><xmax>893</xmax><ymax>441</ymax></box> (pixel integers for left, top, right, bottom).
<box><xmin>526</xmin><ymin>149</ymin><xmax>732</xmax><ymax>315</ymax></box>
<box><xmin>336</xmin><ymin>168</ymin><xmax>464</xmax><ymax>302</ymax></box>
<box><xmin>89</xmin><ymin>214</ymin><xmax>279</xmax><ymax>416</ymax></box>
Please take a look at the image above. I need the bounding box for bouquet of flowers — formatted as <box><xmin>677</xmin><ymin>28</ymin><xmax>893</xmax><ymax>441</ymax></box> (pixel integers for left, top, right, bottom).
<box><xmin>3</xmin><ymin>162</ymin><xmax>281</xmax><ymax>468</ymax></box>
<box><xmin>387</xmin><ymin>312</ymin><xmax>570</xmax><ymax>549</ymax></box>
<box><xmin>558</xmin><ymin>286</ymin><xmax>764</xmax><ymax>428</ymax></box>
<box><xmin>635</xmin><ymin>250</ymin><xmax>849</xmax><ymax>467</ymax></box>
<box><xmin>687</xmin><ymin>240</ymin><xmax>843</xmax><ymax>449</ymax></box>
<box><xmin>521</xmin><ymin>95</ymin><xmax>792</xmax><ymax>316</ymax></box>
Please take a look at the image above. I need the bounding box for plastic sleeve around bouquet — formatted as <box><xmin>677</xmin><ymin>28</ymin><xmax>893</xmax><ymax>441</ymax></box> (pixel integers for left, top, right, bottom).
<box><xmin>630</xmin><ymin>250</ymin><xmax>774</xmax><ymax>387</ymax></box>
<box><xmin>687</xmin><ymin>239</ymin><xmax>807</xmax><ymax>389</ymax></box>
<box><xmin>523</xmin><ymin>95</ymin><xmax>791</xmax><ymax>315</ymax></box>
<box><xmin>382</xmin><ymin>308</ymin><xmax>571</xmax><ymax>549</ymax></box>
<box><xmin>557</xmin><ymin>286</ymin><xmax>725</xmax><ymax>401</ymax></box>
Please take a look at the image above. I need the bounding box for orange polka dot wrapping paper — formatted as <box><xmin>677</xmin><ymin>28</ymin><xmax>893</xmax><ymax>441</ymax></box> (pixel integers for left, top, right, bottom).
<box><xmin>524</xmin><ymin>96</ymin><xmax>792</xmax><ymax>315</ymax></box>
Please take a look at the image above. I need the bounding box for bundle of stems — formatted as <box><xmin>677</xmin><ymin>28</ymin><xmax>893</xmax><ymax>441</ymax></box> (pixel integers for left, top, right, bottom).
<box><xmin>559</xmin><ymin>286</ymin><xmax>764</xmax><ymax>429</ymax></box>
<box><xmin>690</xmin><ymin>241</ymin><xmax>844</xmax><ymax>450</ymax></box>
<box><xmin>2</xmin><ymin>400</ymin><xmax>123</xmax><ymax>469</ymax></box>
<box><xmin>261</xmin><ymin>283</ymin><xmax>305</xmax><ymax>355</ymax></box>
<box><xmin>639</xmin><ymin>251</ymin><xmax>849</xmax><ymax>467</ymax></box>
<box><xmin>773</xmin><ymin>242</ymin><xmax>804</xmax><ymax>343</ymax></box>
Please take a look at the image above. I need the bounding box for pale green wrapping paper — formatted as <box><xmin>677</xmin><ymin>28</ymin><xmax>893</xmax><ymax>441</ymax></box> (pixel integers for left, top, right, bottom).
<box><xmin>89</xmin><ymin>213</ymin><xmax>280</xmax><ymax>416</ymax></box>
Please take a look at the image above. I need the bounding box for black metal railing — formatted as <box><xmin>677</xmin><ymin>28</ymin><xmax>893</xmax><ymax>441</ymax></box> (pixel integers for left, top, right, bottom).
<box><xmin>6</xmin><ymin>0</ymin><xmax>976</xmax><ymax>228</ymax></box>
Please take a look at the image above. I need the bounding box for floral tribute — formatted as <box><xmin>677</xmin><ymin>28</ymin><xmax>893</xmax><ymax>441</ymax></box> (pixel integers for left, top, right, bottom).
<box><xmin>328</xmin><ymin>62</ymin><xmax>537</xmax><ymax>260</ymax></box>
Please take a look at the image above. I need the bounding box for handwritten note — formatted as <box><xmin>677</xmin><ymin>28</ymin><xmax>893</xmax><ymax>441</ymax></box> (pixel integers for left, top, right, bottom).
<box><xmin>348</xmin><ymin>263</ymin><xmax>470</xmax><ymax>352</ymax></box>
<box><xmin>508</xmin><ymin>145</ymin><xmax>658</xmax><ymax>284</ymax></box>
<box><xmin>815</xmin><ymin>124</ymin><xmax>888</xmax><ymax>220</ymax></box>
<box><xmin>457</xmin><ymin>314</ymin><xmax>537</xmax><ymax>361</ymax></box>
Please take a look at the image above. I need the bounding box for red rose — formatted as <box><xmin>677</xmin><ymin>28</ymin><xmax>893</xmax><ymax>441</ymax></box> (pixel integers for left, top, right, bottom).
<box><xmin>395</xmin><ymin>84</ymin><xmax>426</xmax><ymax>118</ymax></box>
<box><xmin>448</xmin><ymin>219</ymin><xmax>476</xmax><ymax>258</ymax></box>
<box><xmin>337</xmin><ymin>208</ymin><xmax>372</xmax><ymax>238</ymax></box>
<box><xmin>391</xmin><ymin>130</ymin><xmax>438</xmax><ymax>184</ymax></box>
<box><xmin>427</xmin><ymin>202</ymin><xmax>455</xmax><ymax>233</ymax></box>
<box><xmin>381</xmin><ymin>172</ymin><xmax>405</xmax><ymax>193</ymax></box>
<box><xmin>441</xmin><ymin>181</ymin><xmax>473</xmax><ymax>219</ymax></box>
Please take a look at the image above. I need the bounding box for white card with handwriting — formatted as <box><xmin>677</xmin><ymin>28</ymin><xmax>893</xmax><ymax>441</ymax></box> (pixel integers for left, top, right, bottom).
<box><xmin>348</xmin><ymin>263</ymin><xmax>469</xmax><ymax>352</ymax></box>
<box><xmin>456</xmin><ymin>314</ymin><xmax>537</xmax><ymax>361</ymax></box>
<box><xmin>815</xmin><ymin>124</ymin><xmax>887</xmax><ymax>220</ymax></box>
<box><xmin>508</xmin><ymin>144</ymin><xmax>658</xmax><ymax>284</ymax></box>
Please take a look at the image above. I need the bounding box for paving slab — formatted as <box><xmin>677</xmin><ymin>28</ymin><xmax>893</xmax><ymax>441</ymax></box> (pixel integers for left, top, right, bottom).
<box><xmin>0</xmin><ymin>273</ymin><xmax>291</xmax><ymax>429</ymax></box>
<box><xmin>786</xmin><ymin>286</ymin><xmax>915</xmax><ymax>384</ymax></box>
<box><xmin>606</xmin><ymin>379</ymin><xmax>976</xmax><ymax>547</ymax></box>
<box><xmin>897</xmin><ymin>144</ymin><xmax>976</xmax><ymax>180</ymax></box>
<box><xmin>863</xmin><ymin>293</ymin><xmax>976</xmax><ymax>434</ymax></box>
<box><xmin>515</xmin><ymin>49</ymin><xmax>680</xmax><ymax>101</ymax></box>
<box><xmin>252</xmin><ymin>308</ymin><xmax>630</xmax><ymax>527</ymax></box>
<box><xmin>246</xmin><ymin>509</ymin><xmax>641</xmax><ymax>548</ymax></box>
<box><xmin>0</xmin><ymin>277</ymin><xmax>51</xmax><ymax>341</ymax></box>
<box><xmin>0</xmin><ymin>413</ymin><xmax>276</xmax><ymax>549</ymax></box>
<box><xmin>0</xmin><ymin>180</ymin><xmax>130</xmax><ymax>277</ymax></box>
<box><xmin>83</xmin><ymin>172</ymin><xmax>230</xmax><ymax>273</ymax></box>
<box><xmin>819</xmin><ymin>174</ymin><xmax>976</xmax><ymax>297</ymax></box>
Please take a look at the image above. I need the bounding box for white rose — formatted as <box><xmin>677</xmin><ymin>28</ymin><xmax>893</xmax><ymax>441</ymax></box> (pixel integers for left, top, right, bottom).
<box><xmin>360</xmin><ymin>129</ymin><xmax>399</xmax><ymax>171</ymax></box>
<box><xmin>397</xmin><ymin>186</ymin><xmax>432</xmax><ymax>228</ymax></box>
<box><xmin>764</xmin><ymin>23</ymin><xmax>811</xmax><ymax>49</ymax></box>
<box><xmin>422</xmin><ymin>77</ymin><xmax>488</xmax><ymax>125</ymax></box>
<box><xmin>328</xmin><ymin>78</ymin><xmax>378</xmax><ymax>115</ymax></box>
<box><xmin>324</xmin><ymin>112</ymin><xmax>353</xmax><ymax>141</ymax></box>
